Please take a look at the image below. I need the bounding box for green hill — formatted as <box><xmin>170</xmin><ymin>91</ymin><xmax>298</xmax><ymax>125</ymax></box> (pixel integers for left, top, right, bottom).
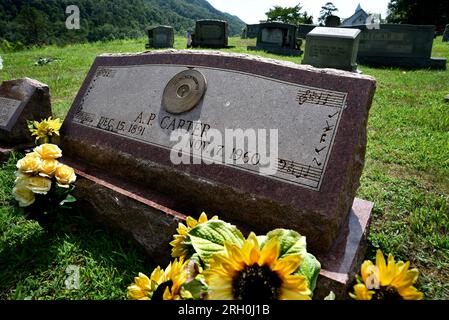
<box><xmin>0</xmin><ymin>0</ymin><xmax>246</xmax><ymax>46</ymax></box>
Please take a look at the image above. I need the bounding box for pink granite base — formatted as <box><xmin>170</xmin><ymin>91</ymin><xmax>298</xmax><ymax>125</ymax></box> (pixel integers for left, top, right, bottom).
<box><xmin>70</xmin><ymin>165</ymin><xmax>372</xmax><ymax>300</ymax></box>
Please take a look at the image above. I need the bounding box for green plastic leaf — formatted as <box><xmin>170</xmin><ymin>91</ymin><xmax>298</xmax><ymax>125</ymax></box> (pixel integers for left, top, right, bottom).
<box><xmin>60</xmin><ymin>194</ymin><xmax>76</xmax><ymax>205</ymax></box>
<box><xmin>264</xmin><ymin>229</ymin><xmax>307</xmax><ymax>258</ymax></box>
<box><xmin>188</xmin><ymin>220</ymin><xmax>245</xmax><ymax>263</ymax></box>
<box><xmin>296</xmin><ymin>252</ymin><xmax>321</xmax><ymax>292</ymax></box>
<box><xmin>324</xmin><ymin>291</ymin><xmax>336</xmax><ymax>300</ymax></box>
<box><xmin>181</xmin><ymin>279</ymin><xmax>208</xmax><ymax>300</ymax></box>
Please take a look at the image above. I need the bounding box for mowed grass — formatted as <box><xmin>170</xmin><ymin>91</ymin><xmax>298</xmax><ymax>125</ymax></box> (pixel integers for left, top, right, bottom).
<box><xmin>0</xmin><ymin>36</ymin><xmax>448</xmax><ymax>299</ymax></box>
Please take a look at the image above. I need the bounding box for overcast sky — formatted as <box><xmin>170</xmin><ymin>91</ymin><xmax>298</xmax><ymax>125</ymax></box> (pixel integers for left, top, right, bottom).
<box><xmin>207</xmin><ymin>0</ymin><xmax>390</xmax><ymax>24</ymax></box>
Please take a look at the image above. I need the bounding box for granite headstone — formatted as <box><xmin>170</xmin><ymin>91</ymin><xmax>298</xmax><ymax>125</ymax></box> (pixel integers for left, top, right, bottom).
<box><xmin>297</xmin><ymin>24</ymin><xmax>317</xmax><ymax>39</ymax></box>
<box><xmin>0</xmin><ymin>78</ymin><xmax>52</xmax><ymax>149</ymax></box>
<box><xmin>191</xmin><ymin>20</ymin><xmax>229</xmax><ymax>48</ymax></box>
<box><xmin>146</xmin><ymin>26</ymin><xmax>174</xmax><ymax>49</ymax></box>
<box><xmin>61</xmin><ymin>51</ymin><xmax>376</xmax><ymax>296</ymax></box>
<box><xmin>302</xmin><ymin>27</ymin><xmax>361</xmax><ymax>72</ymax></box>
<box><xmin>344</xmin><ymin>24</ymin><xmax>446</xmax><ymax>70</ymax></box>
<box><xmin>248</xmin><ymin>22</ymin><xmax>302</xmax><ymax>56</ymax></box>
<box><xmin>325</xmin><ymin>15</ymin><xmax>341</xmax><ymax>27</ymax></box>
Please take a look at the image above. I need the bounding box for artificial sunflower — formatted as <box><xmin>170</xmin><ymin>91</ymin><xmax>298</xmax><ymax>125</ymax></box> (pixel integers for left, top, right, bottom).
<box><xmin>170</xmin><ymin>212</ymin><xmax>218</xmax><ymax>259</ymax></box>
<box><xmin>203</xmin><ymin>232</ymin><xmax>311</xmax><ymax>300</ymax></box>
<box><xmin>350</xmin><ymin>250</ymin><xmax>423</xmax><ymax>300</ymax></box>
<box><xmin>128</xmin><ymin>258</ymin><xmax>191</xmax><ymax>300</ymax></box>
<box><xmin>28</xmin><ymin>117</ymin><xmax>63</xmax><ymax>143</ymax></box>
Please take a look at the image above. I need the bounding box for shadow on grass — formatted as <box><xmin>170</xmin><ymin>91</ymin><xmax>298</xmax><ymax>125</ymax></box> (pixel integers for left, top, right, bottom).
<box><xmin>0</xmin><ymin>207</ymin><xmax>152</xmax><ymax>299</ymax></box>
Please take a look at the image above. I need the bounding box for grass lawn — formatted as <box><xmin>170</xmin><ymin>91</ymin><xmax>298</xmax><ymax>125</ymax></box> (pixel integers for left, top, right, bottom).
<box><xmin>0</xmin><ymin>36</ymin><xmax>448</xmax><ymax>300</ymax></box>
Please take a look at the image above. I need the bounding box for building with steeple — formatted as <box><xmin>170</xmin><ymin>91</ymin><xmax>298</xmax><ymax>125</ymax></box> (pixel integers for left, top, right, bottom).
<box><xmin>341</xmin><ymin>4</ymin><xmax>372</xmax><ymax>26</ymax></box>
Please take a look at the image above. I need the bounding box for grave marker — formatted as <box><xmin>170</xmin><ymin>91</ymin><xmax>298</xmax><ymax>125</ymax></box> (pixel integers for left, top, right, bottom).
<box><xmin>61</xmin><ymin>51</ymin><xmax>376</xmax><ymax>297</ymax></box>
<box><xmin>146</xmin><ymin>26</ymin><xmax>174</xmax><ymax>49</ymax></box>
<box><xmin>0</xmin><ymin>78</ymin><xmax>52</xmax><ymax>152</ymax></box>
<box><xmin>248</xmin><ymin>22</ymin><xmax>302</xmax><ymax>56</ymax></box>
<box><xmin>191</xmin><ymin>20</ymin><xmax>229</xmax><ymax>48</ymax></box>
<box><xmin>344</xmin><ymin>24</ymin><xmax>446</xmax><ymax>70</ymax></box>
<box><xmin>302</xmin><ymin>27</ymin><xmax>361</xmax><ymax>72</ymax></box>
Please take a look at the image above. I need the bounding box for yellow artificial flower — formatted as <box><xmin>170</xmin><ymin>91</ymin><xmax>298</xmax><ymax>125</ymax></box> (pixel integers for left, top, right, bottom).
<box><xmin>204</xmin><ymin>232</ymin><xmax>312</xmax><ymax>300</ymax></box>
<box><xmin>54</xmin><ymin>164</ymin><xmax>76</xmax><ymax>187</ymax></box>
<box><xmin>128</xmin><ymin>258</ymin><xmax>190</xmax><ymax>300</ymax></box>
<box><xmin>350</xmin><ymin>250</ymin><xmax>423</xmax><ymax>300</ymax></box>
<box><xmin>12</xmin><ymin>184</ymin><xmax>36</xmax><ymax>207</ymax></box>
<box><xmin>46</xmin><ymin>117</ymin><xmax>63</xmax><ymax>133</ymax></box>
<box><xmin>28</xmin><ymin>117</ymin><xmax>63</xmax><ymax>142</ymax></box>
<box><xmin>170</xmin><ymin>212</ymin><xmax>219</xmax><ymax>259</ymax></box>
<box><xmin>16</xmin><ymin>153</ymin><xmax>42</xmax><ymax>174</ymax></box>
<box><xmin>25</xmin><ymin>176</ymin><xmax>52</xmax><ymax>194</ymax></box>
<box><xmin>39</xmin><ymin>159</ymin><xmax>60</xmax><ymax>178</ymax></box>
<box><xmin>34</xmin><ymin>143</ymin><xmax>62</xmax><ymax>160</ymax></box>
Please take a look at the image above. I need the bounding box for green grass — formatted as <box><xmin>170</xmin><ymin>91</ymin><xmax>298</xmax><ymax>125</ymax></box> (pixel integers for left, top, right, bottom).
<box><xmin>0</xmin><ymin>36</ymin><xmax>448</xmax><ymax>299</ymax></box>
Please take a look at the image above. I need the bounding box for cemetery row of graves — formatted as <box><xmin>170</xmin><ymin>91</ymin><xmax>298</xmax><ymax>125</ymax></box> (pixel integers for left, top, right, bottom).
<box><xmin>0</xmin><ymin>18</ymin><xmax>448</xmax><ymax>300</ymax></box>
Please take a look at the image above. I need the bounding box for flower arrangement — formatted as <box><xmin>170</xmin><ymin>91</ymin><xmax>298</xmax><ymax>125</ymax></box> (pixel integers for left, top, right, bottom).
<box><xmin>349</xmin><ymin>250</ymin><xmax>423</xmax><ymax>300</ymax></box>
<box><xmin>12</xmin><ymin>143</ymin><xmax>77</xmax><ymax>216</ymax></box>
<box><xmin>128</xmin><ymin>213</ymin><xmax>321</xmax><ymax>300</ymax></box>
<box><xmin>27</xmin><ymin>117</ymin><xmax>63</xmax><ymax>144</ymax></box>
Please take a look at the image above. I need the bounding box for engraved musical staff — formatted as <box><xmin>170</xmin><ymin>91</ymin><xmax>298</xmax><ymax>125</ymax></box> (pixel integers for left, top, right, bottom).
<box><xmin>277</xmin><ymin>159</ymin><xmax>322</xmax><ymax>183</ymax></box>
<box><xmin>296</xmin><ymin>89</ymin><xmax>346</xmax><ymax>109</ymax></box>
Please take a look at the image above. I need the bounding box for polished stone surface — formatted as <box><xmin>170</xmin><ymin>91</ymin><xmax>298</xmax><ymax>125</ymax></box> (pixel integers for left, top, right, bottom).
<box><xmin>62</xmin><ymin>51</ymin><xmax>376</xmax><ymax>253</ymax></box>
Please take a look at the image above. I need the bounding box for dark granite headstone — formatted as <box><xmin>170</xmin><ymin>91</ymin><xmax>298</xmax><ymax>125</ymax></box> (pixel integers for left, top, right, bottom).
<box><xmin>302</xmin><ymin>27</ymin><xmax>361</xmax><ymax>72</ymax></box>
<box><xmin>61</xmin><ymin>51</ymin><xmax>376</xmax><ymax>296</ymax></box>
<box><xmin>442</xmin><ymin>24</ymin><xmax>449</xmax><ymax>42</ymax></box>
<box><xmin>297</xmin><ymin>24</ymin><xmax>317</xmax><ymax>39</ymax></box>
<box><xmin>248</xmin><ymin>22</ymin><xmax>302</xmax><ymax>56</ymax></box>
<box><xmin>344</xmin><ymin>24</ymin><xmax>446</xmax><ymax>70</ymax></box>
<box><xmin>0</xmin><ymin>78</ymin><xmax>52</xmax><ymax>147</ymax></box>
<box><xmin>325</xmin><ymin>15</ymin><xmax>341</xmax><ymax>27</ymax></box>
<box><xmin>146</xmin><ymin>26</ymin><xmax>174</xmax><ymax>49</ymax></box>
<box><xmin>246</xmin><ymin>24</ymin><xmax>260</xmax><ymax>39</ymax></box>
<box><xmin>191</xmin><ymin>20</ymin><xmax>229</xmax><ymax>48</ymax></box>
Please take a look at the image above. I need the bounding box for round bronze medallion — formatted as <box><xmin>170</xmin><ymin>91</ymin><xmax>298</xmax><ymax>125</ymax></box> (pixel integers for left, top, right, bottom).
<box><xmin>162</xmin><ymin>69</ymin><xmax>207</xmax><ymax>114</ymax></box>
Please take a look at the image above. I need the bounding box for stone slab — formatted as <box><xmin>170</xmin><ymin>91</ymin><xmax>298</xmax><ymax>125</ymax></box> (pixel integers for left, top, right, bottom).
<box><xmin>302</xmin><ymin>27</ymin><xmax>361</xmax><ymax>72</ymax></box>
<box><xmin>146</xmin><ymin>26</ymin><xmax>174</xmax><ymax>49</ymax></box>
<box><xmin>61</xmin><ymin>51</ymin><xmax>376</xmax><ymax>254</ymax></box>
<box><xmin>67</xmin><ymin>161</ymin><xmax>372</xmax><ymax>299</ymax></box>
<box><xmin>249</xmin><ymin>22</ymin><xmax>301</xmax><ymax>56</ymax></box>
<box><xmin>0</xmin><ymin>78</ymin><xmax>52</xmax><ymax>146</ymax></box>
<box><xmin>344</xmin><ymin>24</ymin><xmax>447</xmax><ymax>70</ymax></box>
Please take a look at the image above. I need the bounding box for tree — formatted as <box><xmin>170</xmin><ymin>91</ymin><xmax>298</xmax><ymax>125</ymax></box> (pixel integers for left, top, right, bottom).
<box><xmin>265</xmin><ymin>3</ymin><xmax>313</xmax><ymax>25</ymax></box>
<box><xmin>15</xmin><ymin>6</ymin><xmax>49</xmax><ymax>45</ymax></box>
<box><xmin>318</xmin><ymin>2</ymin><xmax>338</xmax><ymax>26</ymax></box>
<box><xmin>387</xmin><ymin>0</ymin><xmax>449</xmax><ymax>32</ymax></box>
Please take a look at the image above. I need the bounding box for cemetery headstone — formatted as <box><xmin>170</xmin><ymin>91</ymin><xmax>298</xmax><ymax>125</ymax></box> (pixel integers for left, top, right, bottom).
<box><xmin>297</xmin><ymin>24</ymin><xmax>317</xmax><ymax>39</ymax></box>
<box><xmin>61</xmin><ymin>51</ymin><xmax>376</xmax><ymax>296</ymax></box>
<box><xmin>302</xmin><ymin>27</ymin><xmax>361</xmax><ymax>72</ymax></box>
<box><xmin>146</xmin><ymin>26</ymin><xmax>174</xmax><ymax>49</ymax></box>
<box><xmin>343</xmin><ymin>24</ymin><xmax>446</xmax><ymax>70</ymax></box>
<box><xmin>442</xmin><ymin>24</ymin><xmax>449</xmax><ymax>42</ymax></box>
<box><xmin>0</xmin><ymin>78</ymin><xmax>52</xmax><ymax>154</ymax></box>
<box><xmin>325</xmin><ymin>15</ymin><xmax>341</xmax><ymax>27</ymax></box>
<box><xmin>248</xmin><ymin>22</ymin><xmax>302</xmax><ymax>56</ymax></box>
<box><xmin>245</xmin><ymin>24</ymin><xmax>260</xmax><ymax>39</ymax></box>
<box><xmin>191</xmin><ymin>20</ymin><xmax>229</xmax><ymax>48</ymax></box>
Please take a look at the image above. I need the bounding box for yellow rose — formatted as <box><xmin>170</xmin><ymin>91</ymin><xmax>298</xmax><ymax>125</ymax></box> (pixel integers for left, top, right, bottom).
<box><xmin>34</xmin><ymin>143</ymin><xmax>62</xmax><ymax>160</ymax></box>
<box><xmin>12</xmin><ymin>185</ymin><xmax>36</xmax><ymax>207</ymax></box>
<box><xmin>16</xmin><ymin>153</ymin><xmax>42</xmax><ymax>174</ymax></box>
<box><xmin>39</xmin><ymin>159</ymin><xmax>60</xmax><ymax>178</ymax></box>
<box><xmin>26</xmin><ymin>176</ymin><xmax>52</xmax><ymax>194</ymax></box>
<box><xmin>55</xmin><ymin>164</ymin><xmax>76</xmax><ymax>187</ymax></box>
